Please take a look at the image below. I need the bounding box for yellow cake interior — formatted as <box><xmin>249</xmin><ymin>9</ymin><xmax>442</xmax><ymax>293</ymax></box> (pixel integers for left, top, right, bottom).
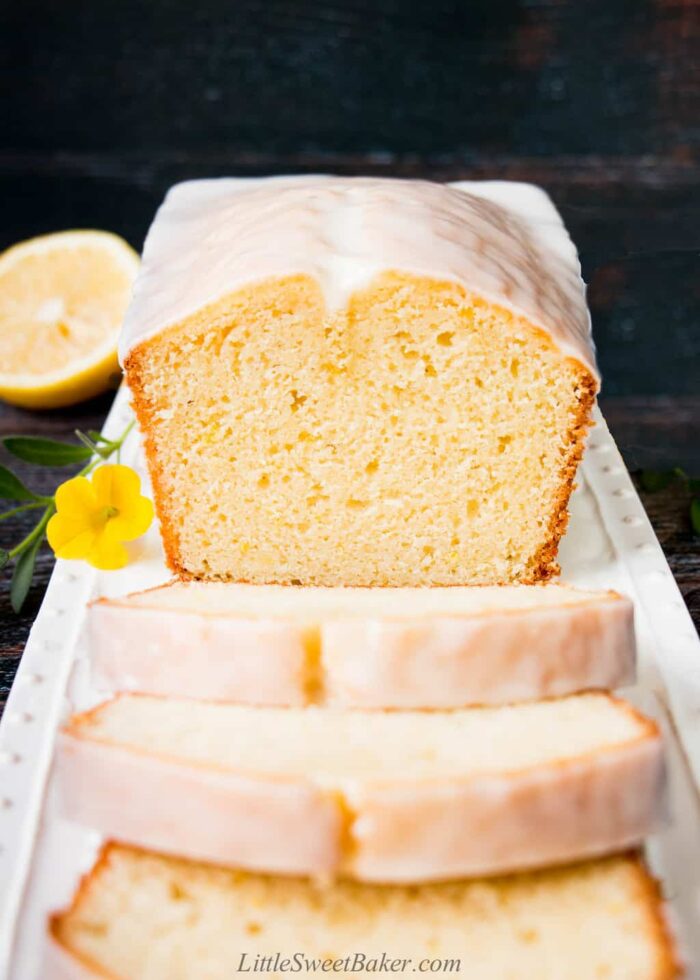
<box><xmin>126</xmin><ymin>271</ymin><xmax>595</xmax><ymax>586</ymax></box>
<box><xmin>51</xmin><ymin>845</ymin><xmax>675</xmax><ymax>980</ymax></box>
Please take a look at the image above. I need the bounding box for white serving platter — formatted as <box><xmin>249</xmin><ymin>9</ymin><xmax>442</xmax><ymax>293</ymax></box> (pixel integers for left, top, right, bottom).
<box><xmin>0</xmin><ymin>385</ymin><xmax>699</xmax><ymax>978</ymax></box>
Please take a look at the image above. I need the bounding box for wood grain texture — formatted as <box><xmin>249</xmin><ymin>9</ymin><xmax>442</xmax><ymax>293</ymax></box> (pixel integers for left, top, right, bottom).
<box><xmin>1</xmin><ymin>0</ymin><xmax>698</xmax><ymax>705</ymax></box>
<box><xmin>2</xmin><ymin>0</ymin><xmax>699</xmax><ymax>394</ymax></box>
<box><xmin>3</xmin><ymin>0</ymin><xmax>698</xmax><ymax>155</ymax></box>
<box><xmin>1</xmin><ymin>154</ymin><xmax>698</xmax><ymax>396</ymax></box>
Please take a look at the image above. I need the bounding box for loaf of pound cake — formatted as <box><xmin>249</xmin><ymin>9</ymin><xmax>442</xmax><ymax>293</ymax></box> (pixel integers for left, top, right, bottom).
<box><xmin>89</xmin><ymin>581</ymin><xmax>635</xmax><ymax>707</ymax></box>
<box><xmin>56</xmin><ymin>692</ymin><xmax>662</xmax><ymax>883</ymax></box>
<box><xmin>121</xmin><ymin>177</ymin><xmax>598</xmax><ymax>587</ymax></box>
<box><xmin>47</xmin><ymin>845</ymin><xmax>678</xmax><ymax>979</ymax></box>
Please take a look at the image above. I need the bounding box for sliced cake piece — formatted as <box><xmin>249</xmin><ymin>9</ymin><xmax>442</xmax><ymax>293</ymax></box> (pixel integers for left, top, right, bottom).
<box><xmin>47</xmin><ymin>845</ymin><xmax>678</xmax><ymax>980</ymax></box>
<box><xmin>56</xmin><ymin>693</ymin><xmax>662</xmax><ymax>883</ymax></box>
<box><xmin>122</xmin><ymin>177</ymin><xmax>597</xmax><ymax>587</ymax></box>
<box><xmin>89</xmin><ymin>581</ymin><xmax>635</xmax><ymax>707</ymax></box>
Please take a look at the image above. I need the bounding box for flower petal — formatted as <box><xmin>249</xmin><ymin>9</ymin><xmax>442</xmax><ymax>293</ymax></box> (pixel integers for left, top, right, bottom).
<box><xmin>54</xmin><ymin>476</ymin><xmax>97</xmax><ymax>518</ymax></box>
<box><xmin>47</xmin><ymin>513</ymin><xmax>98</xmax><ymax>560</ymax></box>
<box><xmin>107</xmin><ymin>495</ymin><xmax>154</xmax><ymax>541</ymax></box>
<box><xmin>49</xmin><ymin>464</ymin><xmax>153</xmax><ymax>569</ymax></box>
<box><xmin>92</xmin><ymin>464</ymin><xmax>141</xmax><ymax>510</ymax></box>
<box><xmin>86</xmin><ymin>529</ymin><xmax>129</xmax><ymax>570</ymax></box>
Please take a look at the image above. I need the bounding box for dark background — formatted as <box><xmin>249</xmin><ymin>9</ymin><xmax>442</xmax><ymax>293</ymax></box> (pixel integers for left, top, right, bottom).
<box><xmin>1</xmin><ymin>0</ymin><xmax>699</xmax><ymax>705</ymax></box>
<box><xmin>2</xmin><ymin>0</ymin><xmax>699</xmax><ymax>405</ymax></box>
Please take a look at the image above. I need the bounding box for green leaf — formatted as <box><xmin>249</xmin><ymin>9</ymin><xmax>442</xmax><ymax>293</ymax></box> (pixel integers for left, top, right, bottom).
<box><xmin>10</xmin><ymin>533</ymin><xmax>42</xmax><ymax>613</ymax></box>
<box><xmin>688</xmin><ymin>478</ymin><xmax>700</xmax><ymax>495</ymax></box>
<box><xmin>75</xmin><ymin>430</ymin><xmax>101</xmax><ymax>454</ymax></box>
<box><xmin>639</xmin><ymin>470</ymin><xmax>674</xmax><ymax>493</ymax></box>
<box><xmin>691</xmin><ymin>498</ymin><xmax>700</xmax><ymax>537</ymax></box>
<box><xmin>0</xmin><ymin>464</ymin><xmax>40</xmax><ymax>501</ymax></box>
<box><xmin>87</xmin><ymin>430</ymin><xmax>109</xmax><ymax>444</ymax></box>
<box><xmin>0</xmin><ymin>548</ymin><xmax>9</xmax><ymax>570</ymax></box>
<box><xmin>3</xmin><ymin>436</ymin><xmax>92</xmax><ymax>466</ymax></box>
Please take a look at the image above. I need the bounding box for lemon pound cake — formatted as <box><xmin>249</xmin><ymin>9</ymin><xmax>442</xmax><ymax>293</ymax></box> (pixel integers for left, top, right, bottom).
<box><xmin>89</xmin><ymin>582</ymin><xmax>635</xmax><ymax>707</ymax></box>
<box><xmin>47</xmin><ymin>845</ymin><xmax>678</xmax><ymax>980</ymax></box>
<box><xmin>56</xmin><ymin>693</ymin><xmax>662</xmax><ymax>883</ymax></box>
<box><xmin>121</xmin><ymin>177</ymin><xmax>598</xmax><ymax>586</ymax></box>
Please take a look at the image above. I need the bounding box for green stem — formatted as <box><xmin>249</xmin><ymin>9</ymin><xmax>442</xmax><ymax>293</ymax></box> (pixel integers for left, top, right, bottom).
<box><xmin>4</xmin><ymin>417</ymin><xmax>136</xmax><ymax>561</ymax></box>
<box><xmin>0</xmin><ymin>501</ymin><xmax>47</xmax><ymax>522</ymax></box>
<box><xmin>118</xmin><ymin>419</ymin><xmax>136</xmax><ymax>445</ymax></box>
<box><xmin>8</xmin><ymin>504</ymin><xmax>55</xmax><ymax>558</ymax></box>
<box><xmin>113</xmin><ymin>419</ymin><xmax>135</xmax><ymax>463</ymax></box>
<box><xmin>74</xmin><ymin>419</ymin><xmax>136</xmax><ymax>477</ymax></box>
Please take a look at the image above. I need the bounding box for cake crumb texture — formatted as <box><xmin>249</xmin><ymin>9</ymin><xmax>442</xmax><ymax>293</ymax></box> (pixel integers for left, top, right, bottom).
<box><xmin>127</xmin><ymin>272</ymin><xmax>595</xmax><ymax>585</ymax></box>
<box><xmin>50</xmin><ymin>845</ymin><xmax>678</xmax><ymax>979</ymax></box>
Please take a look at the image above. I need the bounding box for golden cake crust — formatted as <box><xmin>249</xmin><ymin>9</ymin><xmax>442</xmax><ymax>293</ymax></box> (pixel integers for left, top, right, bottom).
<box><xmin>55</xmin><ymin>693</ymin><xmax>663</xmax><ymax>883</ymax></box>
<box><xmin>47</xmin><ymin>844</ymin><xmax>680</xmax><ymax>980</ymax></box>
<box><xmin>125</xmin><ymin>274</ymin><xmax>597</xmax><ymax>586</ymax></box>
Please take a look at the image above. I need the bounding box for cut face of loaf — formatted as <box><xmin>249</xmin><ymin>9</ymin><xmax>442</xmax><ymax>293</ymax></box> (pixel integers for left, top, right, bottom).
<box><xmin>48</xmin><ymin>845</ymin><xmax>678</xmax><ymax>980</ymax></box>
<box><xmin>89</xmin><ymin>581</ymin><xmax>636</xmax><ymax>707</ymax></box>
<box><xmin>123</xmin><ymin>177</ymin><xmax>597</xmax><ymax>586</ymax></box>
<box><xmin>56</xmin><ymin>693</ymin><xmax>662</xmax><ymax>883</ymax></box>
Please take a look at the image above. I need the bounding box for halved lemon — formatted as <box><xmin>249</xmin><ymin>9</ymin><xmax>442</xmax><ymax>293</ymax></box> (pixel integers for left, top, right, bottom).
<box><xmin>0</xmin><ymin>230</ymin><xmax>139</xmax><ymax>409</ymax></box>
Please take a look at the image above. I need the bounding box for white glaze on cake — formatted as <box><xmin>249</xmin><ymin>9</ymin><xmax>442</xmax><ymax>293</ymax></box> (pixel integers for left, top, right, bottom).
<box><xmin>119</xmin><ymin>176</ymin><xmax>597</xmax><ymax>380</ymax></box>
<box><xmin>88</xmin><ymin>582</ymin><xmax>636</xmax><ymax>708</ymax></box>
<box><xmin>55</xmin><ymin>694</ymin><xmax>661</xmax><ymax>883</ymax></box>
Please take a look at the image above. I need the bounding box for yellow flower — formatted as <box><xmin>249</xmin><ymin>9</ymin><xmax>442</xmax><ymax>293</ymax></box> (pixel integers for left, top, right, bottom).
<box><xmin>47</xmin><ymin>464</ymin><xmax>154</xmax><ymax>570</ymax></box>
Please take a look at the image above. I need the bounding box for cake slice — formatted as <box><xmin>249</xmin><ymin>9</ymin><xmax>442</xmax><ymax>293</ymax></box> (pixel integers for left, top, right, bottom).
<box><xmin>56</xmin><ymin>693</ymin><xmax>662</xmax><ymax>883</ymax></box>
<box><xmin>47</xmin><ymin>844</ymin><xmax>678</xmax><ymax>980</ymax></box>
<box><xmin>122</xmin><ymin>176</ymin><xmax>597</xmax><ymax>587</ymax></box>
<box><xmin>89</xmin><ymin>581</ymin><xmax>635</xmax><ymax>707</ymax></box>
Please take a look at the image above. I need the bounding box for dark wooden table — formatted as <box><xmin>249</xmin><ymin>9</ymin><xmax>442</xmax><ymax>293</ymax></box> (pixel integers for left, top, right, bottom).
<box><xmin>1</xmin><ymin>0</ymin><xmax>699</xmax><ymax>710</ymax></box>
